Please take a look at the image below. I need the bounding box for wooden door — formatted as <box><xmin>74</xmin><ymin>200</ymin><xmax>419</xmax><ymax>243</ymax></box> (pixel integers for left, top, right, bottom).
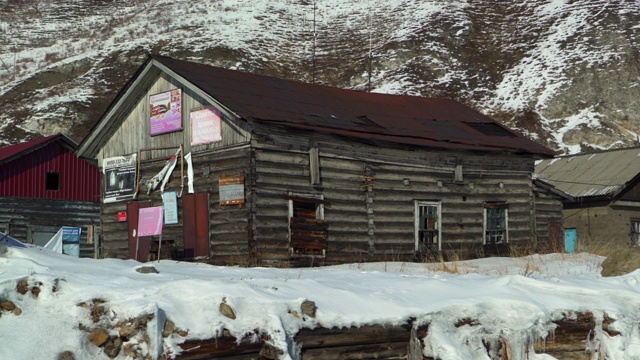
<box><xmin>127</xmin><ymin>201</ymin><xmax>152</xmax><ymax>261</ymax></box>
<box><xmin>183</xmin><ymin>192</ymin><xmax>210</xmax><ymax>259</ymax></box>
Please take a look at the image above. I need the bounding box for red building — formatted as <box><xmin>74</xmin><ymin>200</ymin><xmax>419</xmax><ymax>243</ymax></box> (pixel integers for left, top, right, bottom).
<box><xmin>0</xmin><ymin>134</ymin><xmax>101</xmax><ymax>255</ymax></box>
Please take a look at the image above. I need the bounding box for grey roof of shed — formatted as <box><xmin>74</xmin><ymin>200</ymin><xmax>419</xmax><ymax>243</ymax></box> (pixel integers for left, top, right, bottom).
<box><xmin>77</xmin><ymin>56</ymin><xmax>555</xmax><ymax>158</ymax></box>
<box><xmin>535</xmin><ymin>147</ymin><xmax>640</xmax><ymax>199</ymax></box>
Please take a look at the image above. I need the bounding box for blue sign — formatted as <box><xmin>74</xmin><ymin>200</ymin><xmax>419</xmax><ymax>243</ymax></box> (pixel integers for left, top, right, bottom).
<box><xmin>62</xmin><ymin>227</ymin><xmax>81</xmax><ymax>257</ymax></box>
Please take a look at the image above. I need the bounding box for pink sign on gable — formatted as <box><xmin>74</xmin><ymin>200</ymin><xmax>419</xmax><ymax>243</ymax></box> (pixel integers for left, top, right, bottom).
<box><xmin>150</xmin><ymin>89</ymin><xmax>182</xmax><ymax>136</ymax></box>
<box><xmin>137</xmin><ymin>206</ymin><xmax>164</xmax><ymax>237</ymax></box>
<box><xmin>191</xmin><ymin>107</ymin><xmax>222</xmax><ymax>145</ymax></box>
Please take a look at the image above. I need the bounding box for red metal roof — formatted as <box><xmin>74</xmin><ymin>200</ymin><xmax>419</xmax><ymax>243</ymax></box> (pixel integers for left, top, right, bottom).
<box><xmin>155</xmin><ymin>56</ymin><xmax>555</xmax><ymax>156</ymax></box>
<box><xmin>0</xmin><ymin>134</ymin><xmax>62</xmax><ymax>164</ymax></box>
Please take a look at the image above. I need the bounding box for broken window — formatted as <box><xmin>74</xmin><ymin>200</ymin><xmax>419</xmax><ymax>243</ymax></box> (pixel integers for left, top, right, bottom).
<box><xmin>484</xmin><ymin>202</ymin><xmax>508</xmax><ymax>245</ymax></box>
<box><xmin>287</xmin><ymin>194</ymin><xmax>328</xmax><ymax>257</ymax></box>
<box><xmin>415</xmin><ymin>201</ymin><xmax>441</xmax><ymax>252</ymax></box>
<box><xmin>631</xmin><ymin>219</ymin><xmax>640</xmax><ymax>247</ymax></box>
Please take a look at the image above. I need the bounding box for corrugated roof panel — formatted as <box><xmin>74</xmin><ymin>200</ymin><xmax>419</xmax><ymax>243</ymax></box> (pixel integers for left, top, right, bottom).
<box><xmin>154</xmin><ymin>56</ymin><xmax>554</xmax><ymax>157</ymax></box>
<box><xmin>535</xmin><ymin>147</ymin><xmax>640</xmax><ymax>198</ymax></box>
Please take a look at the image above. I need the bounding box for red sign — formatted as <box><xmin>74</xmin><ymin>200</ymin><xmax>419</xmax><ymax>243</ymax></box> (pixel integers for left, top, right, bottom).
<box><xmin>117</xmin><ymin>211</ymin><xmax>127</xmax><ymax>222</ymax></box>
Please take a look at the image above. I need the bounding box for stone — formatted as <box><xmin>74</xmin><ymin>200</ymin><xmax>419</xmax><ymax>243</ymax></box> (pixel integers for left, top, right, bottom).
<box><xmin>219</xmin><ymin>302</ymin><xmax>236</xmax><ymax>320</ymax></box>
<box><xmin>135</xmin><ymin>265</ymin><xmax>159</xmax><ymax>274</ymax></box>
<box><xmin>88</xmin><ymin>328</ymin><xmax>110</xmax><ymax>347</ymax></box>
<box><xmin>103</xmin><ymin>337</ymin><xmax>122</xmax><ymax>358</ymax></box>
<box><xmin>13</xmin><ymin>307</ymin><xmax>22</xmax><ymax>316</ymax></box>
<box><xmin>176</xmin><ymin>329</ymin><xmax>189</xmax><ymax>337</ymax></box>
<box><xmin>31</xmin><ymin>285</ymin><xmax>41</xmax><ymax>298</ymax></box>
<box><xmin>122</xmin><ymin>343</ymin><xmax>138</xmax><ymax>358</ymax></box>
<box><xmin>58</xmin><ymin>351</ymin><xmax>75</xmax><ymax>360</ymax></box>
<box><xmin>1</xmin><ymin>301</ymin><xmax>16</xmax><ymax>311</ymax></box>
<box><xmin>16</xmin><ymin>279</ymin><xmax>29</xmax><ymax>295</ymax></box>
<box><xmin>163</xmin><ymin>319</ymin><xmax>176</xmax><ymax>337</ymax></box>
<box><xmin>601</xmin><ymin>247</ymin><xmax>640</xmax><ymax>277</ymax></box>
<box><xmin>301</xmin><ymin>300</ymin><xmax>316</xmax><ymax>318</ymax></box>
<box><xmin>116</xmin><ymin>322</ymin><xmax>138</xmax><ymax>338</ymax></box>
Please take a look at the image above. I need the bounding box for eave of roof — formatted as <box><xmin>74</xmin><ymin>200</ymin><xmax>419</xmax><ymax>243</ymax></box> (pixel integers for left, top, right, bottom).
<box><xmin>0</xmin><ymin>134</ymin><xmax>77</xmax><ymax>166</ymax></box>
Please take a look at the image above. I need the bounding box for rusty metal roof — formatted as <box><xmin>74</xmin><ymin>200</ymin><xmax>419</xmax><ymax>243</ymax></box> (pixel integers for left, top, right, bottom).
<box><xmin>535</xmin><ymin>147</ymin><xmax>640</xmax><ymax>198</ymax></box>
<box><xmin>154</xmin><ymin>56</ymin><xmax>554</xmax><ymax>156</ymax></box>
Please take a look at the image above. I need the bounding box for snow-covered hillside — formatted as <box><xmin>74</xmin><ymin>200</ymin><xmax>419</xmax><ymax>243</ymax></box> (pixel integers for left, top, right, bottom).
<box><xmin>1</xmin><ymin>0</ymin><xmax>639</xmax><ymax>154</ymax></box>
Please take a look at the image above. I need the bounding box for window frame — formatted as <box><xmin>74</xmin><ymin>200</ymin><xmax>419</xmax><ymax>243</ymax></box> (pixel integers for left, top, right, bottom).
<box><xmin>415</xmin><ymin>201</ymin><xmax>442</xmax><ymax>252</ymax></box>
<box><xmin>631</xmin><ymin>218</ymin><xmax>640</xmax><ymax>247</ymax></box>
<box><xmin>287</xmin><ymin>193</ymin><xmax>326</xmax><ymax>257</ymax></box>
<box><xmin>483</xmin><ymin>202</ymin><xmax>509</xmax><ymax>245</ymax></box>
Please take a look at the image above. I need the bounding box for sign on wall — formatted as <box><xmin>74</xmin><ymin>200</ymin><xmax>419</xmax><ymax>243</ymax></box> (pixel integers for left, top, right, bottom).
<box><xmin>219</xmin><ymin>175</ymin><xmax>245</xmax><ymax>206</ymax></box>
<box><xmin>190</xmin><ymin>107</ymin><xmax>222</xmax><ymax>145</ymax></box>
<box><xmin>104</xmin><ymin>154</ymin><xmax>137</xmax><ymax>203</ymax></box>
<box><xmin>137</xmin><ymin>206</ymin><xmax>164</xmax><ymax>237</ymax></box>
<box><xmin>62</xmin><ymin>227</ymin><xmax>81</xmax><ymax>258</ymax></box>
<box><xmin>150</xmin><ymin>89</ymin><xmax>182</xmax><ymax>136</ymax></box>
<box><xmin>162</xmin><ymin>191</ymin><xmax>179</xmax><ymax>225</ymax></box>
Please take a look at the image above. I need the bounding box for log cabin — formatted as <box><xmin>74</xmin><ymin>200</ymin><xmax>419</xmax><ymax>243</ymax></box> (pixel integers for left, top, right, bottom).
<box><xmin>0</xmin><ymin>134</ymin><xmax>101</xmax><ymax>256</ymax></box>
<box><xmin>76</xmin><ymin>55</ymin><xmax>557</xmax><ymax>266</ymax></box>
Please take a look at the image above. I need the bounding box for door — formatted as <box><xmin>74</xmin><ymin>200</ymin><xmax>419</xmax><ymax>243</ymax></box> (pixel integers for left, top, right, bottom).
<box><xmin>127</xmin><ymin>201</ymin><xmax>152</xmax><ymax>261</ymax></box>
<box><xmin>183</xmin><ymin>192</ymin><xmax>210</xmax><ymax>259</ymax></box>
<box><xmin>564</xmin><ymin>228</ymin><xmax>577</xmax><ymax>253</ymax></box>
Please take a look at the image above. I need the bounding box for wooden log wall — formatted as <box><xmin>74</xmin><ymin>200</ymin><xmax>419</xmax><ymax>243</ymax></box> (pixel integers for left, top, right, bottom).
<box><xmin>532</xmin><ymin>184</ymin><xmax>565</xmax><ymax>252</ymax></box>
<box><xmin>174</xmin><ymin>312</ymin><xmax>619</xmax><ymax>359</ymax></box>
<box><xmin>251</xmin><ymin>122</ymin><xmax>538</xmax><ymax>265</ymax></box>
<box><xmin>0</xmin><ymin>196</ymin><xmax>100</xmax><ymax>257</ymax></box>
<box><xmin>100</xmin><ymin>145</ymin><xmax>252</xmax><ymax>264</ymax></box>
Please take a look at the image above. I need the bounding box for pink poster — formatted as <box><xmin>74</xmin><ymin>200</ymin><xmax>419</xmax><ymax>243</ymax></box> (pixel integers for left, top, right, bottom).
<box><xmin>150</xmin><ymin>89</ymin><xmax>182</xmax><ymax>136</ymax></box>
<box><xmin>137</xmin><ymin>206</ymin><xmax>164</xmax><ymax>237</ymax></box>
<box><xmin>191</xmin><ymin>107</ymin><xmax>222</xmax><ymax>145</ymax></box>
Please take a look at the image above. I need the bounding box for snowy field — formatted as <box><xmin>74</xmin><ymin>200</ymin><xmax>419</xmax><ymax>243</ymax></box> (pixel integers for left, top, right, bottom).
<box><xmin>1</xmin><ymin>237</ymin><xmax>640</xmax><ymax>359</ymax></box>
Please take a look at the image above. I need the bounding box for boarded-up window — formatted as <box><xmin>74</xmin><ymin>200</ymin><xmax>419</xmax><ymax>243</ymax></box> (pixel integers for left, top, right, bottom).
<box><xmin>183</xmin><ymin>192</ymin><xmax>210</xmax><ymax>259</ymax></box>
<box><xmin>309</xmin><ymin>140</ymin><xmax>321</xmax><ymax>185</ymax></box>
<box><xmin>483</xmin><ymin>202</ymin><xmax>509</xmax><ymax>245</ymax></box>
<box><xmin>287</xmin><ymin>194</ymin><xmax>328</xmax><ymax>257</ymax></box>
<box><xmin>415</xmin><ymin>201</ymin><xmax>441</xmax><ymax>252</ymax></box>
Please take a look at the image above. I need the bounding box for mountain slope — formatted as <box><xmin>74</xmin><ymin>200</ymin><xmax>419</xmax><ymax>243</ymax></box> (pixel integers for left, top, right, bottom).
<box><xmin>1</xmin><ymin>0</ymin><xmax>639</xmax><ymax>154</ymax></box>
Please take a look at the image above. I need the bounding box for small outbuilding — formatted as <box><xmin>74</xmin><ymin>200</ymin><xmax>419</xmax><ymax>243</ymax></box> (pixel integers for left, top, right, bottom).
<box><xmin>535</xmin><ymin>147</ymin><xmax>640</xmax><ymax>251</ymax></box>
<box><xmin>0</xmin><ymin>134</ymin><xmax>101</xmax><ymax>256</ymax></box>
<box><xmin>77</xmin><ymin>55</ymin><xmax>555</xmax><ymax>266</ymax></box>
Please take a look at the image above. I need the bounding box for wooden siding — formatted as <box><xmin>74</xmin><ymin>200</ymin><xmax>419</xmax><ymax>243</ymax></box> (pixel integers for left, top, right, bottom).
<box><xmin>251</xmin><ymin>122</ymin><xmax>538</xmax><ymax>266</ymax></box>
<box><xmin>97</xmin><ymin>74</ymin><xmax>251</xmax><ymax>165</ymax></box>
<box><xmin>100</xmin><ymin>146</ymin><xmax>252</xmax><ymax>263</ymax></box>
<box><xmin>0</xmin><ymin>142</ymin><xmax>100</xmax><ymax>201</ymax></box>
<box><xmin>0</xmin><ymin>196</ymin><xmax>100</xmax><ymax>258</ymax></box>
<box><xmin>533</xmin><ymin>185</ymin><xmax>565</xmax><ymax>252</ymax></box>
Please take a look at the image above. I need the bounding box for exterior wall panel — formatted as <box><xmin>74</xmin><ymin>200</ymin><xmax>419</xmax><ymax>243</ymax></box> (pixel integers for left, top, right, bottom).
<box><xmin>0</xmin><ymin>142</ymin><xmax>100</xmax><ymax>201</ymax></box>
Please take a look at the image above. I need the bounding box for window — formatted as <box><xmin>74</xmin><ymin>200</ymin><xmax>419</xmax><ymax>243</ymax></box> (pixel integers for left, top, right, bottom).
<box><xmin>631</xmin><ymin>219</ymin><xmax>640</xmax><ymax>247</ymax></box>
<box><xmin>415</xmin><ymin>201</ymin><xmax>441</xmax><ymax>252</ymax></box>
<box><xmin>483</xmin><ymin>202</ymin><xmax>508</xmax><ymax>244</ymax></box>
<box><xmin>287</xmin><ymin>194</ymin><xmax>327</xmax><ymax>257</ymax></box>
<box><xmin>46</xmin><ymin>172</ymin><xmax>60</xmax><ymax>191</ymax></box>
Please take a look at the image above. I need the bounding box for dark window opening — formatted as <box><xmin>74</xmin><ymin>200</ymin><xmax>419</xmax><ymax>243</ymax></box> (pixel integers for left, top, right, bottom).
<box><xmin>46</xmin><ymin>172</ymin><xmax>60</xmax><ymax>191</ymax></box>
<box><xmin>484</xmin><ymin>202</ymin><xmax>508</xmax><ymax>245</ymax></box>
<box><xmin>416</xmin><ymin>202</ymin><xmax>440</xmax><ymax>252</ymax></box>
<box><xmin>464</xmin><ymin>122</ymin><xmax>517</xmax><ymax>137</ymax></box>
